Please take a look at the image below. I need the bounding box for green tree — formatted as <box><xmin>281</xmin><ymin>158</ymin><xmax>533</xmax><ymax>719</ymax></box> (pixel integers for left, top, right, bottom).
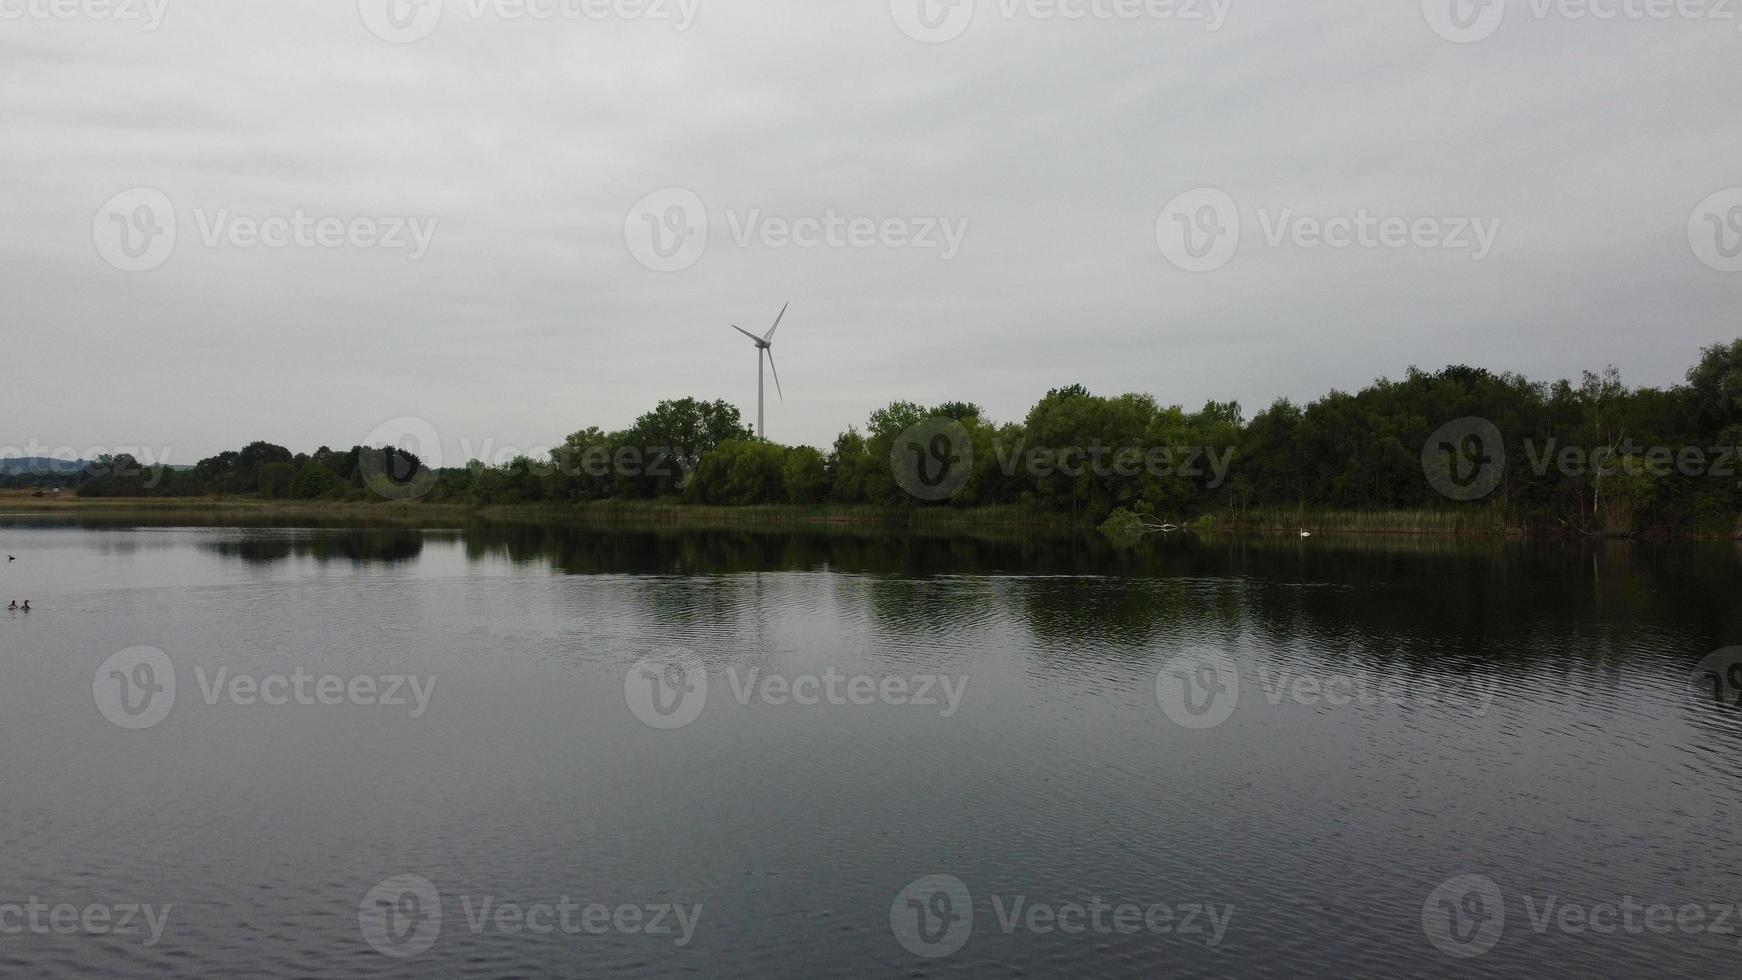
<box><xmin>290</xmin><ymin>460</ymin><xmax>342</xmax><ymax>499</ymax></box>
<box><xmin>257</xmin><ymin>462</ymin><xmax>296</xmax><ymax>499</ymax></box>
<box><xmin>781</xmin><ymin>446</ymin><xmax>827</xmax><ymax>504</ymax></box>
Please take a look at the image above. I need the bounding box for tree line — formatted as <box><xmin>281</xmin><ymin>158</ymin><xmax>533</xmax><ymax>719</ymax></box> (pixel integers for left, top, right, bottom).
<box><xmin>14</xmin><ymin>339</ymin><xmax>1742</xmax><ymax>535</ymax></box>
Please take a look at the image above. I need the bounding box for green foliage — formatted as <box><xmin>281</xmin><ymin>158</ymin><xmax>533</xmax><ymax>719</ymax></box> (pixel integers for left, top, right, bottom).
<box><xmin>1098</xmin><ymin>507</ymin><xmax>1146</xmax><ymax>546</ymax></box>
<box><xmin>290</xmin><ymin>460</ymin><xmax>343</xmax><ymax>499</ymax></box>
<box><xmin>40</xmin><ymin>345</ymin><xmax>1742</xmax><ymax>537</ymax></box>
<box><xmin>827</xmin><ymin>428</ymin><xmax>867</xmax><ymax>503</ymax></box>
<box><xmin>256</xmin><ymin>462</ymin><xmax>296</xmax><ymax>499</ymax></box>
<box><xmin>686</xmin><ymin>440</ymin><xmax>787</xmax><ymax>505</ymax></box>
<box><xmin>781</xmin><ymin>446</ymin><xmax>827</xmax><ymax>504</ymax></box>
<box><xmin>1688</xmin><ymin>339</ymin><xmax>1742</xmax><ymax>430</ymax></box>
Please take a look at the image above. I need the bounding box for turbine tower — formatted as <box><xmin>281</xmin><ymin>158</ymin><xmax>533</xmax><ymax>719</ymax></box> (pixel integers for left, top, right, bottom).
<box><xmin>731</xmin><ymin>303</ymin><xmax>787</xmax><ymax>440</ymax></box>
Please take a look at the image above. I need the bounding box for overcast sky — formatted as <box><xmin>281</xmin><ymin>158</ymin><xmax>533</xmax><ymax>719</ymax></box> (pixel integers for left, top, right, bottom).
<box><xmin>3</xmin><ymin>0</ymin><xmax>1740</xmax><ymax>466</ymax></box>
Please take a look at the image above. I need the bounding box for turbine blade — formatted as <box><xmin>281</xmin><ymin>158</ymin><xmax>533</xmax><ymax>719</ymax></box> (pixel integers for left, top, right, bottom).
<box><xmin>766</xmin><ymin>349</ymin><xmax>785</xmax><ymax>401</ymax></box>
<box><xmin>732</xmin><ymin>324</ymin><xmax>764</xmax><ymax>345</ymax></box>
<box><xmin>763</xmin><ymin>302</ymin><xmax>788</xmax><ymax>343</ymax></box>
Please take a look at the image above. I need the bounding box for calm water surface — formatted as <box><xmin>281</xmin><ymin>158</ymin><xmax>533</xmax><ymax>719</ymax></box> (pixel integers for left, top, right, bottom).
<box><xmin>1</xmin><ymin>516</ymin><xmax>1740</xmax><ymax>978</ymax></box>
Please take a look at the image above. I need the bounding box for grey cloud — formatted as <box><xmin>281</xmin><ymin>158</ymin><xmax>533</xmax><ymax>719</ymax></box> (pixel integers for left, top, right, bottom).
<box><xmin>2</xmin><ymin>1</ymin><xmax>1738</xmax><ymax>463</ymax></box>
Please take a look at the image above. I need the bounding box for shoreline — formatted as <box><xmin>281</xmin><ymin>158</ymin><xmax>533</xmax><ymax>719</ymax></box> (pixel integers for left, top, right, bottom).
<box><xmin>3</xmin><ymin>494</ymin><xmax>1739</xmax><ymax>541</ymax></box>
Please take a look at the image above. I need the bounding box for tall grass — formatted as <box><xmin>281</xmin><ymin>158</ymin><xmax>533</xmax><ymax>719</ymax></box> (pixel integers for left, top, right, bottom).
<box><xmin>21</xmin><ymin>491</ymin><xmax>1732</xmax><ymax>538</ymax></box>
<box><xmin>482</xmin><ymin>499</ymin><xmax>1072</xmax><ymax>530</ymax></box>
<box><xmin>1211</xmin><ymin>506</ymin><xmax>1520</xmax><ymax>536</ymax></box>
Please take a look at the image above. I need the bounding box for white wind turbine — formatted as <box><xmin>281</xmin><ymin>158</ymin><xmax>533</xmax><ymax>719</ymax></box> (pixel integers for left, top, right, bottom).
<box><xmin>731</xmin><ymin>302</ymin><xmax>788</xmax><ymax>441</ymax></box>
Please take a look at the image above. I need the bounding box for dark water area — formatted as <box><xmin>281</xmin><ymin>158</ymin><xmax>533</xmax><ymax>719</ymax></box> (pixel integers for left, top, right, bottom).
<box><xmin>1</xmin><ymin>514</ymin><xmax>1739</xmax><ymax>977</ymax></box>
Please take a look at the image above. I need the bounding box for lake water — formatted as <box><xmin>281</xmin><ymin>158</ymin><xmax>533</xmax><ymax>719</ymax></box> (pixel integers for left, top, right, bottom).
<box><xmin>1</xmin><ymin>515</ymin><xmax>1739</xmax><ymax>978</ymax></box>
